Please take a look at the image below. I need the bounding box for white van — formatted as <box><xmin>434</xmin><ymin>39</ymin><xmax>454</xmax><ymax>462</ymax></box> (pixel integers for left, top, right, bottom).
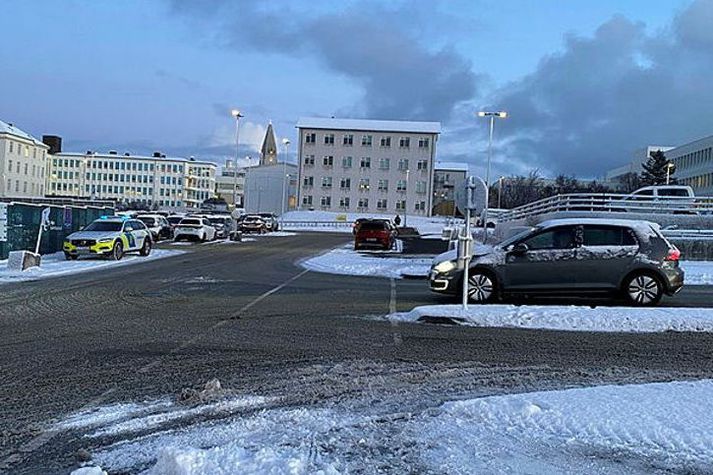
<box><xmin>619</xmin><ymin>185</ymin><xmax>695</xmax><ymax>214</ymax></box>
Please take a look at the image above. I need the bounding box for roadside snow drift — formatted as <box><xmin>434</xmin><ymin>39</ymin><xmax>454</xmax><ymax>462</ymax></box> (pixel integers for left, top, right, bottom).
<box><xmin>681</xmin><ymin>260</ymin><xmax>713</xmax><ymax>285</ymax></box>
<box><xmin>391</xmin><ymin>304</ymin><xmax>713</xmax><ymax>333</ymax></box>
<box><xmin>0</xmin><ymin>249</ymin><xmax>183</xmax><ymax>285</ymax></box>
<box><xmin>63</xmin><ymin>380</ymin><xmax>713</xmax><ymax>474</ymax></box>
<box><xmin>301</xmin><ymin>245</ymin><xmax>430</xmax><ymax>279</ymax></box>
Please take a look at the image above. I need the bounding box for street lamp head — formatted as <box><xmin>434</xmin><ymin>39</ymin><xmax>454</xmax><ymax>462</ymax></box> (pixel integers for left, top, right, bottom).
<box><xmin>231</xmin><ymin>109</ymin><xmax>243</xmax><ymax>118</ymax></box>
<box><xmin>477</xmin><ymin>111</ymin><xmax>508</xmax><ymax>118</ymax></box>
<box><xmin>477</xmin><ymin>111</ymin><xmax>486</xmax><ymax>117</ymax></box>
<box><xmin>498</xmin><ymin>111</ymin><xmax>507</xmax><ymax>118</ymax></box>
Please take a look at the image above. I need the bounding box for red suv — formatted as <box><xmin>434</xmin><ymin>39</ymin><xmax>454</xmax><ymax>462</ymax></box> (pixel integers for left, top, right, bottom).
<box><xmin>354</xmin><ymin>220</ymin><xmax>396</xmax><ymax>250</ymax></box>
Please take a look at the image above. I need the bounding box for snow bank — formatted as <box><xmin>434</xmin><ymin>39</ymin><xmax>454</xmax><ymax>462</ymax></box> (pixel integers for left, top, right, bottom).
<box><xmin>71</xmin><ymin>380</ymin><xmax>713</xmax><ymax>474</ymax></box>
<box><xmin>301</xmin><ymin>245</ymin><xmax>431</xmax><ymax>279</ymax></box>
<box><xmin>0</xmin><ymin>249</ymin><xmax>183</xmax><ymax>285</ymax></box>
<box><xmin>681</xmin><ymin>260</ymin><xmax>713</xmax><ymax>285</ymax></box>
<box><xmin>391</xmin><ymin>304</ymin><xmax>713</xmax><ymax>333</ymax></box>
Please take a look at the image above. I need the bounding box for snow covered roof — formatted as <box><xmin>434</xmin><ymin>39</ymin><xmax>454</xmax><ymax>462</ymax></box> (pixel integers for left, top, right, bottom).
<box><xmin>435</xmin><ymin>161</ymin><xmax>469</xmax><ymax>172</ymax></box>
<box><xmin>54</xmin><ymin>151</ymin><xmax>217</xmax><ymax>167</ymax></box>
<box><xmin>0</xmin><ymin>119</ymin><xmax>48</xmax><ymax>147</ymax></box>
<box><xmin>296</xmin><ymin>117</ymin><xmax>441</xmax><ymax>134</ymax></box>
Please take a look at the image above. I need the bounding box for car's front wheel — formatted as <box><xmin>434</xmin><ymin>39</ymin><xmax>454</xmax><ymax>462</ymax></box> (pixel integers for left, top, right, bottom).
<box><xmin>64</xmin><ymin>252</ymin><xmax>78</xmax><ymax>261</ymax></box>
<box><xmin>623</xmin><ymin>272</ymin><xmax>663</xmax><ymax>306</ymax></box>
<box><xmin>139</xmin><ymin>238</ymin><xmax>152</xmax><ymax>256</ymax></box>
<box><xmin>111</xmin><ymin>241</ymin><xmax>124</xmax><ymax>261</ymax></box>
<box><xmin>465</xmin><ymin>269</ymin><xmax>497</xmax><ymax>304</ymax></box>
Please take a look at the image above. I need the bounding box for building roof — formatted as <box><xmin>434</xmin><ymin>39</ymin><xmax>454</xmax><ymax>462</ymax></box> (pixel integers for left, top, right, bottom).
<box><xmin>55</xmin><ymin>151</ymin><xmax>217</xmax><ymax>167</ymax></box>
<box><xmin>0</xmin><ymin>119</ymin><xmax>48</xmax><ymax>148</ymax></box>
<box><xmin>260</xmin><ymin>122</ymin><xmax>278</xmax><ymax>165</ymax></box>
<box><xmin>296</xmin><ymin>117</ymin><xmax>441</xmax><ymax>134</ymax></box>
<box><xmin>435</xmin><ymin>161</ymin><xmax>469</xmax><ymax>172</ymax></box>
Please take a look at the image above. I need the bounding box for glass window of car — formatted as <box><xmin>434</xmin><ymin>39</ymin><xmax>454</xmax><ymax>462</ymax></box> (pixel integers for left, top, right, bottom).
<box><xmin>359</xmin><ymin>221</ymin><xmax>388</xmax><ymax>231</ymax></box>
<box><xmin>84</xmin><ymin>221</ymin><xmax>123</xmax><ymax>232</ymax></box>
<box><xmin>521</xmin><ymin>226</ymin><xmax>575</xmax><ymax>250</ymax></box>
<box><xmin>633</xmin><ymin>189</ymin><xmax>653</xmax><ymax>196</ymax></box>
<box><xmin>132</xmin><ymin>220</ymin><xmax>147</xmax><ymax>230</ymax></box>
<box><xmin>180</xmin><ymin>218</ymin><xmax>201</xmax><ymax>226</ymax></box>
<box><xmin>123</xmin><ymin>222</ymin><xmax>134</xmax><ymax>232</ymax></box>
<box><xmin>658</xmin><ymin>188</ymin><xmax>690</xmax><ymax>197</ymax></box>
<box><xmin>167</xmin><ymin>216</ymin><xmax>183</xmax><ymax>225</ymax></box>
<box><xmin>583</xmin><ymin>225</ymin><xmax>637</xmax><ymax>246</ymax></box>
<box><xmin>138</xmin><ymin>216</ymin><xmax>156</xmax><ymax>226</ymax></box>
<box><xmin>202</xmin><ymin>219</ymin><xmax>211</xmax><ymax>226</ymax></box>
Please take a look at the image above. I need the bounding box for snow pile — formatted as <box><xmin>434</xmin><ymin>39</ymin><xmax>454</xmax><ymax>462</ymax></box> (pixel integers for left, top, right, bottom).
<box><xmin>253</xmin><ymin>231</ymin><xmax>297</xmax><ymax>237</ymax></box>
<box><xmin>69</xmin><ymin>380</ymin><xmax>713</xmax><ymax>474</ymax></box>
<box><xmin>70</xmin><ymin>467</ymin><xmax>107</xmax><ymax>475</ymax></box>
<box><xmin>391</xmin><ymin>304</ymin><xmax>713</xmax><ymax>333</ymax></box>
<box><xmin>301</xmin><ymin>245</ymin><xmax>431</xmax><ymax>279</ymax></box>
<box><xmin>0</xmin><ymin>249</ymin><xmax>183</xmax><ymax>285</ymax></box>
<box><xmin>281</xmin><ymin>210</ymin><xmax>450</xmax><ymax>236</ymax></box>
<box><xmin>681</xmin><ymin>260</ymin><xmax>713</xmax><ymax>285</ymax></box>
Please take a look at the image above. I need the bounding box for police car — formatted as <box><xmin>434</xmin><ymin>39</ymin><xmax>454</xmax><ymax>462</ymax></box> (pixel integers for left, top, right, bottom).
<box><xmin>63</xmin><ymin>216</ymin><xmax>152</xmax><ymax>261</ymax></box>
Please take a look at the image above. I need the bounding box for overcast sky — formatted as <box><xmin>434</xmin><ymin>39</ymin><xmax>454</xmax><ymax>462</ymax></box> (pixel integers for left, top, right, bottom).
<box><xmin>1</xmin><ymin>0</ymin><xmax>710</xmax><ymax>178</ymax></box>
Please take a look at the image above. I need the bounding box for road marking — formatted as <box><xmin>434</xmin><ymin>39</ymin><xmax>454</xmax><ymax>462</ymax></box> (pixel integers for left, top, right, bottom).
<box><xmin>390</xmin><ymin>278</ymin><xmax>402</xmax><ymax>346</ymax></box>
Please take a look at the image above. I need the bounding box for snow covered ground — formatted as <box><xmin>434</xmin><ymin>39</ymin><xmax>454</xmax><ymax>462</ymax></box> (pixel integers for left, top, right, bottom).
<box><xmin>391</xmin><ymin>304</ymin><xmax>713</xmax><ymax>333</ymax></box>
<box><xmin>681</xmin><ymin>260</ymin><xmax>713</xmax><ymax>285</ymax></box>
<box><xmin>281</xmin><ymin>210</ymin><xmax>451</xmax><ymax>237</ymax></box>
<box><xmin>0</xmin><ymin>249</ymin><xmax>183</xmax><ymax>285</ymax></box>
<box><xmin>64</xmin><ymin>379</ymin><xmax>713</xmax><ymax>474</ymax></box>
<box><xmin>300</xmin><ymin>244</ymin><xmax>431</xmax><ymax>279</ymax></box>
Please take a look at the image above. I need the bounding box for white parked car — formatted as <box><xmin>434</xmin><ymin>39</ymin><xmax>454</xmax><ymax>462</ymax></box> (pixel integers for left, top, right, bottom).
<box><xmin>618</xmin><ymin>185</ymin><xmax>696</xmax><ymax>214</ymax></box>
<box><xmin>174</xmin><ymin>217</ymin><xmax>217</xmax><ymax>242</ymax></box>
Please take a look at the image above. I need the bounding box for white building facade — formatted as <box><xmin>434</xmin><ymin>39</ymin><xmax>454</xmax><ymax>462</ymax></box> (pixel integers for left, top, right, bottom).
<box><xmin>243</xmin><ymin>162</ymin><xmax>298</xmax><ymax>215</ymax></box>
<box><xmin>0</xmin><ymin>120</ymin><xmax>49</xmax><ymax>198</ymax></box>
<box><xmin>667</xmin><ymin>136</ymin><xmax>713</xmax><ymax>195</ymax></box>
<box><xmin>296</xmin><ymin>117</ymin><xmax>440</xmax><ymax>216</ymax></box>
<box><xmin>215</xmin><ymin>164</ymin><xmax>246</xmax><ymax>208</ymax></box>
<box><xmin>432</xmin><ymin>161</ymin><xmax>468</xmax><ymax>215</ymax></box>
<box><xmin>47</xmin><ymin>151</ymin><xmax>216</xmax><ymax>210</ymax></box>
<box><xmin>605</xmin><ymin>145</ymin><xmax>674</xmax><ymax>188</ymax></box>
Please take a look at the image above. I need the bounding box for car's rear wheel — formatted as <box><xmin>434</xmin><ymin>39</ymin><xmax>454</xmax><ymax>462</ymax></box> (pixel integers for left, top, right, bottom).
<box><xmin>466</xmin><ymin>269</ymin><xmax>497</xmax><ymax>304</ymax></box>
<box><xmin>139</xmin><ymin>238</ymin><xmax>152</xmax><ymax>256</ymax></box>
<box><xmin>111</xmin><ymin>241</ymin><xmax>124</xmax><ymax>261</ymax></box>
<box><xmin>624</xmin><ymin>272</ymin><xmax>663</xmax><ymax>306</ymax></box>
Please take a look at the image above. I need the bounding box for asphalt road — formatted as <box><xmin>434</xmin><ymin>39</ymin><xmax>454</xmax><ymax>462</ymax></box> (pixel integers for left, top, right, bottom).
<box><xmin>2</xmin><ymin>232</ymin><xmax>713</xmax><ymax>474</ymax></box>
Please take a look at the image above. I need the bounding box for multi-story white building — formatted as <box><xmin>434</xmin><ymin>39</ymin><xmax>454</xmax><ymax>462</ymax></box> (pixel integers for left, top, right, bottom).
<box><xmin>667</xmin><ymin>135</ymin><xmax>713</xmax><ymax>195</ymax></box>
<box><xmin>296</xmin><ymin>117</ymin><xmax>440</xmax><ymax>216</ymax></box>
<box><xmin>215</xmin><ymin>162</ymin><xmax>246</xmax><ymax>208</ymax></box>
<box><xmin>47</xmin><ymin>150</ymin><xmax>216</xmax><ymax>210</ymax></box>
<box><xmin>605</xmin><ymin>145</ymin><xmax>674</xmax><ymax>188</ymax></box>
<box><xmin>0</xmin><ymin>120</ymin><xmax>49</xmax><ymax>198</ymax></box>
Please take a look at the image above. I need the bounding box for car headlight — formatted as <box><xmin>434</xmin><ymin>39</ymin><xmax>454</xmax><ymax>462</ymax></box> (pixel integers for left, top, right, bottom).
<box><xmin>98</xmin><ymin>238</ymin><xmax>114</xmax><ymax>243</ymax></box>
<box><xmin>433</xmin><ymin>260</ymin><xmax>457</xmax><ymax>274</ymax></box>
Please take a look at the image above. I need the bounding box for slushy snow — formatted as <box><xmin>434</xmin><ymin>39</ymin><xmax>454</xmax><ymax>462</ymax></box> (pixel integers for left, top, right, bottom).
<box><xmin>391</xmin><ymin>304</ymin><xmax>713</xmax><ymax>333</ymax></box>
<box><xmin>60</xmin><ymin>380</ymin><xmax>713</xmax><ymax>474</ymax></box>
<box><xmin>301</xmin><ymin>245</ymin><xmax>431</xmax><ymax>279</ymax></box>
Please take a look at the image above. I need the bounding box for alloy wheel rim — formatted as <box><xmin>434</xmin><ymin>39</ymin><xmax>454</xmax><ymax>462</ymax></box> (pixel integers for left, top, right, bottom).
<box><xmin>468</xmin><ymin>273</ymin><xmax>493</xmax><ymax>302</ymax></box>
<box><xmin>628</xmin><ymin>275</ymin><xmax>659</xmax><ymax>304</ymax></box>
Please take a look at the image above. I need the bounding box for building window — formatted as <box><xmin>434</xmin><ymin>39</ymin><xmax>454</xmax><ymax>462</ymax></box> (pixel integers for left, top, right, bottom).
<box><xmin>304</xmin><ymin>154</ymin><xmax>315</xmax><ymax>166</ymax></box>
<box><xmin>305</xmin><ymin>133</ymin><xmax>316</xmax><ymax>144</ymax></box>
<box><xmin>358</xmin><ymin>198</ymin><xmax>369</xmax><ymax>209</ymax></box>
<box><xmin>415</xmin><ymin>201</ymin><xmax>426</xmax><ymax>211</ymax></box>
<box><xmin>303</xmin><ymin>176</ymin><xmax>314</xmax><ymax>187</ymax></box>
<box><xmin>378</xmin><ymin>179</ymin><xmax>389</xmax><ymax>192</ymax></box>
<box><xmin>397</xmin><ymin>180</ymin><xmax>407</xmax><ymax>192</ymax></box>
<box><xmin>342</xmin><ymin>156</ymin><xmax>353</xmax><ymax>168</ymax></box>
<box><xmin>398</xmin><ymin>159</ymin><xmax>409</xmax><ymax>171</ymax></box>
<box><xmin>418</xmin><ymin>137</ymin><xmax>430</xmax><ymax>149</ymax></box>
<box><xmin>378</xmin><ymin>158</ymin><xmax>390</xmax><ymax>170</ymax></box>
<box><xmin>417</xmin><ymin>160</ymin><xmax>428</xmax><ymax>171</ymax></box>
<box><xmin>380</xmin><ymin>136</ymin><xmax>391</xmax><ymax>147</ymax></box>
<box><xmin>396</xmin><ymin>200</ymin><xmax>406</xmax><ymax>210</ymax></box>
<box><xmin>340</xmin><ymin>178</ymin><xmax>351</xmax><ymax>190</ymax></box>
<box><xmin>360</xmin><ymin>157</ymin><xmax>371</xmax><ymax>169</ymax></box>
<box><xmin>7</xmin><ymin>160</ymin><xmax>11</xmax><ymax>172</ymax></box>
<box><xmin>324</xmin><ymin>133</ymin><xmax>335</xmax><ymax>145</ymax></box>
<box><xmin>416</xmin><ymin>181</ymin><xmax>427</xmax><ymax>193</ymax></box>
<box><xmin>359</xmin><ymin>178</ymin><xmax>370</xmax><ymax>191</ymax></box>
<box><xmin>343</xmin><ymin>134</ymin><xmax>354</xmax><ymax>146</ymax></box>
<box><xmin>339</xmin><ymin>197</ymin><xmax>350</xmax><ymax>208</ymax></box>
<box><xmin>9</xmin><ymin>142</ymin><xmax>13</xmax><ymax>153</ymax></box>
<box><xmin>377</xmin><ymin>199</ymin><xmax>388</xmax><ymax>210</ymax></box>
<box><xmin>361</xmin><ymin>135</ymin><xmax>372</xmax><ymax>147</ymax></box>
<box><xmin>323</xmin><ymin>155</ymin><xmax>334</xmax><ymax>167</ymax></box>
<box><xmin>321</xmin><ymin>176</ymin><xmax>333</xmax><ymax>189</ymax></box>
<box><xmin>399</xmin><ymin>137</ymin><xmax>410</xmax><ymax>148</ymax></box>
<box><xmin>320</xmin><ymin>196</ymin><xmax>331</xmax><ymax>208</ymax></box>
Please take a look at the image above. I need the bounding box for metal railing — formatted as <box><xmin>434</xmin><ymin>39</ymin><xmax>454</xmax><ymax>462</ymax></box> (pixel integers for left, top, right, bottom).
<box><xmin>499</xmin><ymin>193</ymin><xmax>713</xmax><ymax>222</ymax></box>
<box><xmin>281</xmin><ymin>220</ymin><xmax>352</xmax><ymax>229</ymax></box>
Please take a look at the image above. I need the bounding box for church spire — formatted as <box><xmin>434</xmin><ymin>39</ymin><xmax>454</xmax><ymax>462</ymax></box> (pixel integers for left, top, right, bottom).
<box><xmin>260</xmin><ymin>122</ymin><xmax>278</xmax><ymax>166</ymax></box>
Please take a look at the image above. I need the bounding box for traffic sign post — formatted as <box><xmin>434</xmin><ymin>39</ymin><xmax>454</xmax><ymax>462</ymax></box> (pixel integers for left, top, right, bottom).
<box><xmin>34</xmin><ymin>207</ymin><xmax>51</xmax><ymax>256</ymax></box>
<box><xmin>456</xmin><ymin>176</ymin><xmax>487</xmax><ymax>310</ymax></box>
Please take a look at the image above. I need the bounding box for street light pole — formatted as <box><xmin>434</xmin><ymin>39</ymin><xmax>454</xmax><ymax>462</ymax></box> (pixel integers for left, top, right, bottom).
<box><xmin>497</xmin><ymin>176</ymin><xmax>504</xmax><ymax>209</ymax></box>
<box><xmin>476</xmin><ymin>111</ymin><xmax>507</xmax><ymax>242</ymax></box>
<box><xmin>231</xmin><ymin>109</ymin><xmax>243</xmax><ymax>210</ymax></box>
<box><xmin>404</xmin><ymin>168</ymin><xmax>410</xmax><ymax>227</ymax></box>
<box><xmin>665</xmin><ymin>162</ymin><xmax>675</xmax><ymax>185</ymax></box>
<box><xmin>281</xmin><ymin>138</ymin><xmax>290</xmax><ymax>218</ymax></box>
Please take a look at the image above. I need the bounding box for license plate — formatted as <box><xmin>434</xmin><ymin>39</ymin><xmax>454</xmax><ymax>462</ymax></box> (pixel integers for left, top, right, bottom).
<box><xmin>366</xmin><ymin>238</ymin><xmax>378</xmax><ymax>242</ymax></box>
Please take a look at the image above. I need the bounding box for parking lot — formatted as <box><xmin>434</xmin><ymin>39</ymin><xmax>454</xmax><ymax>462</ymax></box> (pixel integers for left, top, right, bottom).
<box><xmin>2</xmin><ymin>231</ymin><xmax>713</xmax><ymax>473</ymax></box>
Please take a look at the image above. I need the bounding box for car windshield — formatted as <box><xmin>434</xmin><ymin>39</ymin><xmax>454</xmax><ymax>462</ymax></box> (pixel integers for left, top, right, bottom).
<box><xmin>138</xmin><ymin>217</ymin><xmax>156</xmax><ymax>226</ymax></box>
<box><xmin>83</xmin><ymin>221</ymin><xmax>123</xmax><ymax>232</ymax></box>
<box><xmin>498</xmin><ymin>226</ymin><xmax>537</xmax><ymax>248</ymax></box>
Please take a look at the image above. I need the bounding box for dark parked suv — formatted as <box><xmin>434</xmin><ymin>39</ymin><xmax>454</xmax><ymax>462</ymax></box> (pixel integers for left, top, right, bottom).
<box><xmin>429</xmin><ymin>218</ymin><xmax>684</xmax><ymax>306</ymax></box>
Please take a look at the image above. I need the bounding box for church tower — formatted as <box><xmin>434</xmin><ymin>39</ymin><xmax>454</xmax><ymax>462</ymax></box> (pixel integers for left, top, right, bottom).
<box><xmin>260</xmin><ymin>122</ymin><xmax>278</xmax><ymax>166</ymax></box>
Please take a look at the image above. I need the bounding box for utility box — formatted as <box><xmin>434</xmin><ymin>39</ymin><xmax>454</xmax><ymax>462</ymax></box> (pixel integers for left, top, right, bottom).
<box><xmin>7</xmin><ymin>250</ymin><xmax>41</xmax><ymax>271</ymax></box>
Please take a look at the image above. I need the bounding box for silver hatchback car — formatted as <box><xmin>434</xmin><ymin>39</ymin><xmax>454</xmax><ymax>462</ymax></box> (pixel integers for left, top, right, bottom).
<box><xmin>429</xmin><ymin>218</ymin><xmax>684</xmax><ymax>306</ymax></box>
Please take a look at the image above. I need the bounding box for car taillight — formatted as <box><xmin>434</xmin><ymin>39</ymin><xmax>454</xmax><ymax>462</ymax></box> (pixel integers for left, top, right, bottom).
<box><xmin>665</xmin><ymin>248</ymin><xmax>680</xmax><ymax>261</ymax></box>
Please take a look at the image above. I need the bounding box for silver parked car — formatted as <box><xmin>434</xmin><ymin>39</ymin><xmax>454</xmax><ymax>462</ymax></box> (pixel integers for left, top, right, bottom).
<box><xmin>429</xmin><ymin>218</ymin><xmax>684</xmax><ymax>306</ymax></box>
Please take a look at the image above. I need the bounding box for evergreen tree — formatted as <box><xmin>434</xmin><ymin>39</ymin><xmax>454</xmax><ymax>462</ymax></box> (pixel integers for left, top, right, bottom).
<box><xmin>641</xmin><ymin>150</ymin><xmax>676</xmax><ymax>186</ymax></box>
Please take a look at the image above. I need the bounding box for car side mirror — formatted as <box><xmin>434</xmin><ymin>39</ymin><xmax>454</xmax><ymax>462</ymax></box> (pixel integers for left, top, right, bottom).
<box><xmin>511</xmin><ymin>243</ymin><xmax>529</xmax><ymax>255</ymax></box>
